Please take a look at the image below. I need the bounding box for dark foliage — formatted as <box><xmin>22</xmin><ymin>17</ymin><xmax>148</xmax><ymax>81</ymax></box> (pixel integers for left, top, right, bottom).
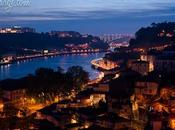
<box><xmin>0</xmin><ymin>32</ymin><xmax>108</xmax><ymax>56</ymax></box>
<box><xmin>130</xmin><ymin>22</ymin><xmax>175</xmax><ymax>48</ymax></box>
<box><xmin>25</xmin><ymin>66</ymin><xmax>89</xmax><ymax>99</ymax></box>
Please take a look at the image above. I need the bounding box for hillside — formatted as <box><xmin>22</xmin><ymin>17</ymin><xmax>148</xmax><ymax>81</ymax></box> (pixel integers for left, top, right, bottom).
<box><xmin>129</xmin><ymin>22</ymin><xmax>175</xmax><ymax>48</ymax></box>
<box><xmin>0</xmin><ymin>31</ymin><xmax>108</xmax><ymax>56</ymax></box>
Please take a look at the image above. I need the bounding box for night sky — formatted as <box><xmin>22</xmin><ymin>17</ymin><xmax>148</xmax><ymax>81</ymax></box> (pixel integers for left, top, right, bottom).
<box><xmin>0</xmin><ymin>0</ymin><xmax>175</xmax><ymax>35</ymax></box>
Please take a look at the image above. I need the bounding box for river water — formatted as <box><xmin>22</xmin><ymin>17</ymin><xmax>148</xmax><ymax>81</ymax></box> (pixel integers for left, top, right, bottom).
<box><xmin>0</xmin><ymin>53</ymin><xmax>105</xmax><ymax>80</ymax></box>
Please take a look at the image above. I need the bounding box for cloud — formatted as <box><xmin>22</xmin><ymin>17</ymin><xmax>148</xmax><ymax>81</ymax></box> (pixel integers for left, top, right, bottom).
<box><xmin>0</xmin><ymin>0</ymin><xmax>175</xmax><ymax>21</ymax></box>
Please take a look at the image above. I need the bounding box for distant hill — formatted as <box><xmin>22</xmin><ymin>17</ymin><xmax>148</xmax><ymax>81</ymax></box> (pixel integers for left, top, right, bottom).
<box><xmin>129</xmin><ymin>22</ymin><xmax>175</xmax><ymax>48</ymax></box>
<box><xmin>0</xmin><ymin>31</ymin><xmax>108</xmax><ymax>56</ymax></box>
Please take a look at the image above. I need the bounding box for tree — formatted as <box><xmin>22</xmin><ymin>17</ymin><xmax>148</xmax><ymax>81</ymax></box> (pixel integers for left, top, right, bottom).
<box><xmin>35</xmin><ymin>68</ymin><xmax>54</xmax><ymax>79</ymax></box>
<box><xmin>130</xmin><ymin>22</ymin><xmax>175</xmax><ymax>48</ymax></box>
<box><xmin>67</xmin><ymin>66</ymin><xmax>89</xmax><ymax>92</ymax></box>
<box><xmin>57</xmin><ymin>66</ymin><xmax>64</xmax><ymax>74</ymax></box>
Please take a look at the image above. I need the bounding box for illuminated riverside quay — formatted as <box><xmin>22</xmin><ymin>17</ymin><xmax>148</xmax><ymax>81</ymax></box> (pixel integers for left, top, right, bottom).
<box><xmin>91</xmin><ymin>58</ymin><xmax>118</xmax><ymax>70</ymax></box>
<box><xmin>0</xmin><ymin>49</ymin><xmax>103</xmax><ymax>65</ymax></box>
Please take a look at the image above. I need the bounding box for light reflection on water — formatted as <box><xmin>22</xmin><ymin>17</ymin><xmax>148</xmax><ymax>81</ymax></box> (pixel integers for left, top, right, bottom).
<box><xmin>0</xmin><ymin>53</ymin><xmax>104</xmax><ymax>80</ymax></box>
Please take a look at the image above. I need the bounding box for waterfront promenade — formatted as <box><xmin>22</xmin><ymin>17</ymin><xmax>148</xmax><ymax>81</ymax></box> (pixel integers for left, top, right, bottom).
<box><xmin>0</xmin><ymin>49</ymin><xmax>106</xmax><ymax>66</ymax></box>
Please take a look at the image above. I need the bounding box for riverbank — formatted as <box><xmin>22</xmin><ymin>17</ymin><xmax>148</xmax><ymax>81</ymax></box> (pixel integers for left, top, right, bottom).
<box><xmin>0</xmin><ymin>53</ymin><xmax>105</xmax><ymax>80</ymax></box>
<box><xmin>0</xmin><ymin>50</ymin><xmax>108</xmax><ymax>66</ymax></box>
<box><xmin>91</xmin><ymin>58</ymin><xmax>118</xmax><ymax>71</ymax></box>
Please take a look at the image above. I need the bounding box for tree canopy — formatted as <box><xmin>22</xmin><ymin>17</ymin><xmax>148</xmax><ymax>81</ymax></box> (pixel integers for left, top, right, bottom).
<box><xmin>130</xmin><ymin>22</ymin><xmax>175</xmax><ymax>48</ymax></box>
<box><xmin>24</xmin><ymin>66</ymin><xmax>89</xmax><ymax>101</ymax></box>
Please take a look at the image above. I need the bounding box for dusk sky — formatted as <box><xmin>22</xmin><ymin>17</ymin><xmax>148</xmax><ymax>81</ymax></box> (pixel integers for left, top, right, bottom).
<box><xmin>0</xmin><ymin>0</ymin><xmax>175</xmax><ymax>35</ymax></box>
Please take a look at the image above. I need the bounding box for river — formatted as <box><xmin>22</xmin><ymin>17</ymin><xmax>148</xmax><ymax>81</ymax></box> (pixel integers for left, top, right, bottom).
<box><xmin>0</xmin><ymin>53</ymin><xmax>105</xmax><ymax>80</ymax></box>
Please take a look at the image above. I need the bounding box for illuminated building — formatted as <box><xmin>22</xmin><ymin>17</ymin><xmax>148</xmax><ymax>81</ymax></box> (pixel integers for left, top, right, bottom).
<box><xmin>140</xmin><ymin>54</ymin><xmax>155</xmax><ymax>72</ymax></box>
<box><xmin>43</xmin><ymin>50</ymin><xmax>49</xmax><ymax>54</ymax></box>
<box><xmin>0</xmin><ymin>26</ymin><xmax>36</xmax><ymax>33</ymax></box>
<box><xmin>169</xmin><ymin>115</ymin><xmax>175</xmax><ymax>129</ymax></box>
<box><xmin>0</xmin><ymin>101</ymin><xmax>4</xmax><ymax>112</ymax></box>
<box><xmin>1</xmin><ymin>54</ymin><xmax>15</xmax><ymax>64</ymax></box>
<box><xmin>76</xmin><ymin>89</ymin><xmax>106</xmax><ymax>106</ymax></box>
